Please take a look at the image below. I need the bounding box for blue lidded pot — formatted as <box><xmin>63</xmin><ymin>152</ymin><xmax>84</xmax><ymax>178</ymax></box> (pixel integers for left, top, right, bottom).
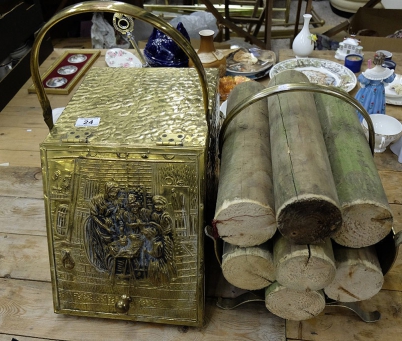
<box><xmin>344</xmin><ymin>54</ymin><xmax>364</xmax><ymax>73</ymax></box>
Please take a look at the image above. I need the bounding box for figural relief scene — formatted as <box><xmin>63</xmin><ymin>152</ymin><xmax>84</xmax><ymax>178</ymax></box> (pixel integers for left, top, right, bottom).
<box><xmin>47</xmin><ymin>156</ymin><xmax>202</xmax><ymax>320</ymax></box>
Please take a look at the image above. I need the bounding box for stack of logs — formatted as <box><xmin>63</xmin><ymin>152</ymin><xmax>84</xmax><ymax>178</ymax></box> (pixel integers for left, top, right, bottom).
<box><xmin>214</xmin><ymin>70</ymin><xmax>393</xmax><ymax>321</ymax></box>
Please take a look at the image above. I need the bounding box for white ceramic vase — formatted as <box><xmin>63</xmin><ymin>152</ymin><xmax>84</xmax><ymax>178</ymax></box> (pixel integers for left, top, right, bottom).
<box><xmin>292</xmin><ymin>14</ymin><xmax>314</xmax><ymax>58</ymax></box>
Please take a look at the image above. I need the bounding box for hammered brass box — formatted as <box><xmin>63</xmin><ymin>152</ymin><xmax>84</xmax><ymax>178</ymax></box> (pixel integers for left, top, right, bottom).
<box><xmin>40</xmin><ymin>66</ymin><xmax>220</xmax><ymax>327</ymax></box>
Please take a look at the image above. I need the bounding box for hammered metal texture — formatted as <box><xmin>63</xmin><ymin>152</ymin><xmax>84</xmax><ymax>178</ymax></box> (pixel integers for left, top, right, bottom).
<box><xmin>44</xmin><ymin>67</ymin><xmax>218</xmax><ymax>147</ymax></box>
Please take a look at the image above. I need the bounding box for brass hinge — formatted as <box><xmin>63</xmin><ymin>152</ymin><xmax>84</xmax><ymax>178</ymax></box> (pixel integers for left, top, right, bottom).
<box><xmin>156</xmin><ymin>133</ymin><xmax>185</xmax><ymax>146</ymax></box>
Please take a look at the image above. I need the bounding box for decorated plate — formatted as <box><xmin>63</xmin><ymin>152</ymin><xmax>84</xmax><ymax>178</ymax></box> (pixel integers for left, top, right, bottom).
<box><xmin>385</xmin><ymin>74</ymin><xmax>402</xmax><ymax>99</ymax></box>
<box><xmin>269</xmin><ymin>58</ymin><xmax>357</xmax><ymax>92</ymax></box>
<box><xmin>67</xmin><ymin>54</ymin><xmax>87</xmax><ymax>63</ymax></box>
<box><xmin>226</xmin><ymin>48</ymin><xmax>276</xmax><ymax>76</ymax></box>
<box><xmin>105</xmin><ymin>48</ymin><xmax>142</xmax><ymax>68</ymax></box>
<box><xmin>57</xmin><ymin>65</ymin><xmax>78</xmax><ymax>75</ymax></box>
<box><xmin>46</xmin><ymin>77</ymin><xmax>68</xmax><ymax>88</ymax></box>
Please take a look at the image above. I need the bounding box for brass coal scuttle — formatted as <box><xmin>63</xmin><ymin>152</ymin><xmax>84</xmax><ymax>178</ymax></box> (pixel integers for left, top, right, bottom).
<box><xmin>30</xmin><ymin>1</ymin><xmax>220</xmax><ymax>327</ymax></box>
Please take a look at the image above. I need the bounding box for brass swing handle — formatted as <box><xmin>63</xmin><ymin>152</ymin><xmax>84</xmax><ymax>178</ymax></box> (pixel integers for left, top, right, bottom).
<box><xmin>30</xmin><ymin>1</ymin><xmax>209</xmax><ymax>131</ymax></box>
<box><xmin>219</xmin><ymin>83</ymin><xmax>375</xmax><ymax>156</ymax></box>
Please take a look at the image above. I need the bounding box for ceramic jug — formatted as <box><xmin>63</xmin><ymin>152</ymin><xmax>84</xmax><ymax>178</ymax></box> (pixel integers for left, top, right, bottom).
<box><xmin>292</xmin><ymin>14</ymin><xmax>314</xmax><ymax>58</ymax></box>
<box><xmin>190</xmin><ymin>29</ymin><xmax>226</xmax><ymax>77</ymax></box>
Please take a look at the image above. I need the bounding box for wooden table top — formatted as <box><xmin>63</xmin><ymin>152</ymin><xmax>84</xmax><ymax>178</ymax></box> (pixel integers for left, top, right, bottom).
<box><xmin>1</xmin><ymin>48</ymin><xmax>402</xmax><ymax>341</ymax></box>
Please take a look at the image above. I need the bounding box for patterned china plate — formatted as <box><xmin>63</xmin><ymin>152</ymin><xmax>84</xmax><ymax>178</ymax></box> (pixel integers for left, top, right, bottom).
<box><xmin>269</xmin><ymin>58</ymin><xmax>357</xmax><ymax>92</ymax></box>
<box><xmin>105</xmin><ymin>48</ymin><xmax>142</xmax><ymax>68</ymax></box>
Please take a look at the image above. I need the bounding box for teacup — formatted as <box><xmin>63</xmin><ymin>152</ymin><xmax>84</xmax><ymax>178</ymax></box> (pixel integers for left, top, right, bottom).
<box><xmin>362</xmin><ymin>114</ymin><xmax>402</xmax><ymax>153</ymax></box>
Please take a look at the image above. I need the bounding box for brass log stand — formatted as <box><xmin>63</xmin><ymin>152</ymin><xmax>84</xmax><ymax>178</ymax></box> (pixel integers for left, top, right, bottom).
<box><xmin>206</xmin><ymin>83</ymin><xmax>402</xmax><ymax>323</ymax></box>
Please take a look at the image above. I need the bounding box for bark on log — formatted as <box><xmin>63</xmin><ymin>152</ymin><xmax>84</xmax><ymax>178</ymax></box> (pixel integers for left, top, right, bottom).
<box><xmin>267</xmin><ymin>70</ymin><xmax>342</xmax><ymax>244</ymax></box>
<box><xmin>265</xmin><ymin>281</ymin><xmax>326</xmax><ymax>321</ymax></box>
<box><xmin>273</xmin><ymin>234</ymin><xmax>336</xmax><ymax>291</ymax></box>
<box><xmin>214</xmin><ymin>81</ymin><xmax>276</xmax><ymax>247</ymax></box>
<box><xmin>221</xmin><ymin>240</ymin><xmax>275</xmax><ymax>290</ymax></box>
<box><xmin>315</xmin><ymin>93</ymin><xmax>393</xmax><ymax>248</ymax></box>
<box><xmin>324</xmin><ymin>242</ymin><xmax>384</xmax><ymax>302</ymax></box>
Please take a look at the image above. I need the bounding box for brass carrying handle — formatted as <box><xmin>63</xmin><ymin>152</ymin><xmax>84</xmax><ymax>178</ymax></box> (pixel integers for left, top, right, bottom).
<box><xmin>219</xmin><ymin>83</ymin><xmax>375</xmax><ymax>156</ymax></box>
<box><xmin>30</xmin><ymin>1</ymin><xmax>209</xmax><ymax>131</ymax></box>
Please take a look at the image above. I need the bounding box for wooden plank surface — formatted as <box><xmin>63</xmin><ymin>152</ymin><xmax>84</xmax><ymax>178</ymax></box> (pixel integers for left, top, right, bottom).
<box><xmin>0</xmin><ymin>279</ymin><xmax>285</xmax><ymax>341</ymax></box>
<box><xmin>379</xmin><ymin>170</ymin><xmax>402</xmax><ymax>204</ymax></box>
<box><xmin>286</xmin><ymin>290</ymin><xmax>402</xmax><ymax>341</ymax></box>
<box><xmin>0</xmin><ymin>233</ymin><xmax>50</xmax><ymax>281</ymax></box>
<box><xmin>0</xmin><ymin>197</ymin><xmax>46</xmax><ymax>236</ymax></box>
<box><xmin>0</xmin><ymin>167</ymin><xmax>43</xmax><ymax>198</ymax></box>
<box><xmin>0</xmin><ymin>151</ymin><xmax>41</xmax><ymax>168</ymax></box>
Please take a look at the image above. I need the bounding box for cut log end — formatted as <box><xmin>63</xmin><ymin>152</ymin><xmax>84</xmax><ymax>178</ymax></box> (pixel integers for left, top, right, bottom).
<box><xmin>324</xmin><ymin>262</ymin><xmax>384</xmax><ymax>302</ymax></box>
<box><xmin>215</xmin><ymin>201</ymin><xmax>276</xmax><ymax>247</ymax></box>
<box><xmin>276</xmin><ymin>253</ymin><xmax>336</xmax><ymax>291</ymax></box>
<box><xmin>331</xmin><ymin>202</ymin><xmax>393</xmax><ymax>248</ymax></box>
<box><xmin>325</xmin><ymin>244</ymin><xmax>384</xmax><ymax>302</ymax></box>
<box><xmin>277</xmin><ymin>197</ymin><xmax>342</xmax><ymax>244</ymax></box>
<box><xmin>222</xmin><ymin>244</ymin><xmax>275</xmax><ymax>290</ymax></box>
<box><xmin>274</xmin><ymin>237</ymin><xmax>336</xmax><ymax>291</ymax></box>
<box><xmin>265</xmin><ymin>282</ymin><xmax>326</xmax><ymax>321</ymax></box>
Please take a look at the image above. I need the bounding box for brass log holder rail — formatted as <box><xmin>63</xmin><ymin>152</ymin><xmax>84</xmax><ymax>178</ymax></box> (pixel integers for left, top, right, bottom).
<box><xmin>206</xmin><ymin>83</ymin><xmax>402</xmax><ymax>323</ymax></box>
<box><xmin>30</xmin><ymin>1</ymin><xmax>209</xmax><ymax>131</ymax></box>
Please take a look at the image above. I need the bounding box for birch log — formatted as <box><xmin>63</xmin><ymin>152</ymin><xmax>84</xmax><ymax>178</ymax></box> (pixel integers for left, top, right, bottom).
<box><xmin>265</xmin><ymin>281</ymin><xmax>326</xmax><ymax>321</ymax></box>
<box><xmin>221</xmin><ymin>241</ymin><xmax>275</xmax><ymax>290</ymax></box>
<box><xmin>274</xmin><ymin>235</ymin><xmax>336</xmax><ymax>291</ymax></box>
<box><xmin>324</xmin><ymin>242</ymin><xmax>384</xmax><ymax>302</ymax></box>
<box><xmin>268</xmin><ymin>70</ymin><xmax>342</xmax><ymax>244</ymax></box>
<box><xmin>214</xmin><ymin>81</ymin><xmax>276</xmax><ymax>247</ymax></box>
<box><xmin>315</xmin><ymin>93</ymin><xmax>393</xmax><ymax>248</ymax></box>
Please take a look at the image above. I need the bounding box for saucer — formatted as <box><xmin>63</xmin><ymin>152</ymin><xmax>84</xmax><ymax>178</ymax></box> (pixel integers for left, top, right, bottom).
<box><xmin>105</xmin><ymin>48</ymin><xmax>142</xmax><ymax>68</ymax></box>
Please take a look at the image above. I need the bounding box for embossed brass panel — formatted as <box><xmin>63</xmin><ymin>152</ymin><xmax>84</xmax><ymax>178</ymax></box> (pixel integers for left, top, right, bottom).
<box><xmin>40</xmin><ymin>66</ymin><xmax>220</xmax><ymax>327</ymax></box>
